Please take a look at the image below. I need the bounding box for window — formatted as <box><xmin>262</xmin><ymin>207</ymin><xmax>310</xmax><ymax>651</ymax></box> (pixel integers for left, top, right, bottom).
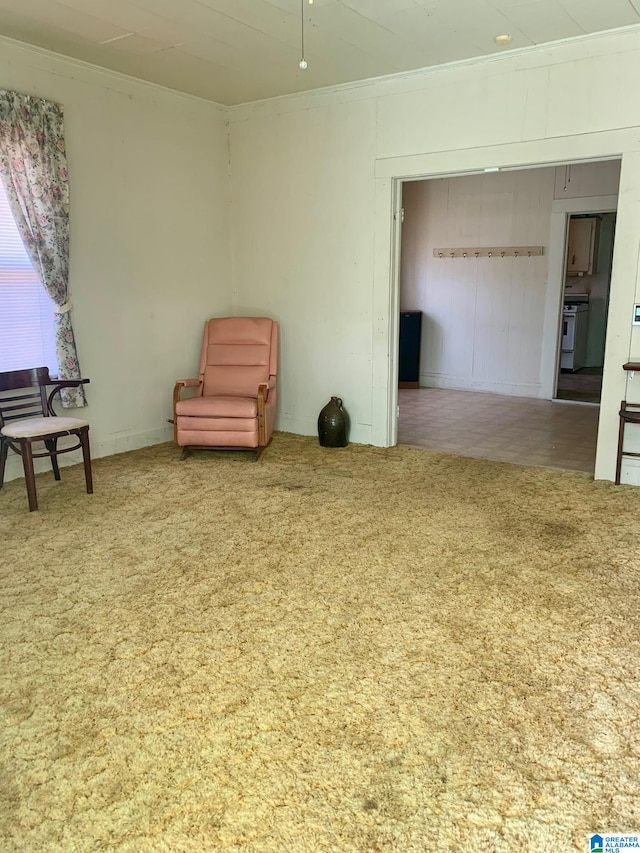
<box><xmin>0</xmin><ymin>179</ymin><xmax>58</xmax><ymax>374</ymax></box>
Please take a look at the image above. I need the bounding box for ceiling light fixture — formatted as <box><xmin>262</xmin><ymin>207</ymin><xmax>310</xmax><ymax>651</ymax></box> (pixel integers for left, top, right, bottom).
<box><xmin>299</xmin><ymin>0</ymin><xmax>311</xmax><ymax>70</ymax></box>
<box><xmin>494</xmin><ymin>34</ymin><xmax>512</xmax><ymax>46</ymax></box>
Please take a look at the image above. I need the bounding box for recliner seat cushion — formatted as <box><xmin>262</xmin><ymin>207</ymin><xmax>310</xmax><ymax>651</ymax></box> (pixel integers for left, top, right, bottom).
<box><xmin>177</xmin><ymin>428</ymin><xmax>259</xmax><ymax>448</ymax></box>
<box><xmin>177</xmin><ymin>417</ymin><xmax>257</xmax><ymax>433</ymax></box>
<box><xmin>175</xmin><ymin>395</ymin><xmax>258</xmax><ymax>419</ymax></box>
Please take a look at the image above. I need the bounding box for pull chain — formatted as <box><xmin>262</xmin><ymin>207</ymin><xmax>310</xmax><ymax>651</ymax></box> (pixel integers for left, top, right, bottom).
<box><xmin>299</xmin><ymin>0</ymin><xmax>307</xmax><ymax>69</ymax></box>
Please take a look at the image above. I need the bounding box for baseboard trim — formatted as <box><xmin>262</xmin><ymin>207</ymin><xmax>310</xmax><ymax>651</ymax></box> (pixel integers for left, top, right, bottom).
<box><xmin>2</xmin><ymin>416</ymin><xmax>378</xmax><ymax>485</ymax></box>
<box><xmin>2</xmin><ymin>424</ymin><xmax>174</xmax><ymax>484</ymax></box>
<box><xmin>275</xmin><ymin>415</ymin><xmax>372</xmax><ymax>446</ymax></box>
<box><xmin>420</xmin><ymin>373</ymin><xmax>541</xmax><ymax>398</ymax></box>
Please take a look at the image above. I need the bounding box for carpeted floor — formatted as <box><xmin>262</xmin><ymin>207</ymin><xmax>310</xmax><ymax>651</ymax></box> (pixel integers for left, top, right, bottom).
<box><xmin>1</xmin><ymin>433</ymin><xmax>639</xmax><ymax>852</ymax></box>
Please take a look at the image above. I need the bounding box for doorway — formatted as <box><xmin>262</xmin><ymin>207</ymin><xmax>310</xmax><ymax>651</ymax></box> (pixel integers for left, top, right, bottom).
<box><xmin>394</xmin><ymin>159</ymin><xmax>621</xmax><ymax>473</ymax></box>
<box><xmin>554</xmin><ymin>211</ymin><xmax>617</xmax><ymax>405</ymax></box>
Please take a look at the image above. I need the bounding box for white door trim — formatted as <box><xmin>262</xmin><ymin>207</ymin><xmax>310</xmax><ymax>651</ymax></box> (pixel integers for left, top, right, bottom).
<box><xmin>373</xmin><ymin>138</ymin><xmax>639</xmax><ymax>485</ymax></box>
<box><xmin>541</xmin><ymin>194</ymin><xmax>618</xmax><ymax>400</ymax></box>
<box><xmin>371</xmin><ymin>176</ymin><xmax>403</xmax><ymax>447</ymax></box>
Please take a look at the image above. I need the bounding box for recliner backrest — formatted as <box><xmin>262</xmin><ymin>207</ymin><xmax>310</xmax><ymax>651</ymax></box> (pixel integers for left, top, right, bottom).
<box><xmin>199</xmin><ymin>317</ymin><xmax>277</xmax><ymax>398</ymax></box>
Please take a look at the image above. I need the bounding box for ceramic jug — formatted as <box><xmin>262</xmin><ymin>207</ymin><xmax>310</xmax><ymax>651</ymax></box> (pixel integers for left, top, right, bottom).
<box><xmin>318</xmin><ymin>396</ymin><xmax>349</xmax><ymax>447</ymax></box>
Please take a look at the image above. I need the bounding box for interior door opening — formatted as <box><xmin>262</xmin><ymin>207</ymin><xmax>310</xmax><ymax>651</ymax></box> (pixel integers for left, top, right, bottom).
<box><xmin>393</xmin><ymin>158</ymin><xmax>621</xmax><ymax>474</ymax></box>
<box><xmin>554</xmin><ymin>211</ymin><xmax>617</xmax><ymax>405</ymax></box>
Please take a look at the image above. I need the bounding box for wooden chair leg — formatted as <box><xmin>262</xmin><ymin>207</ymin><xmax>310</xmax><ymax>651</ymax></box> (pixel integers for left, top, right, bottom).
<box><xmin>20</xmin><ymin>440</ymin><xmax>38</xmax><ymax>512</ymax></box>
<box><xmin>180</xmin><ymin>447</ymin><xmax>192</xmax><ymax>460</ymax></box>
<box><xmin>80</xmin><ymin>428</ymin><xmax>93</xmax><ymax>494</ymax></box>
<box><xmin>0</xmin><ymin>439</ymin><xmax>7</xmax><ymax>489</ymax></box>
<box><xmin>615</xmin><ymin>401</ymin><xmax>627</xmax><ymax>485</ymax></box>
<box><xmin>45</xmin><ymin>437</ymin><xmax>61</xmax><ymax>480</ymax></box>
<box><xmin>615</xmin><ymin>417</ymin><xmax>625</xmax><ymax>485</ymax></box>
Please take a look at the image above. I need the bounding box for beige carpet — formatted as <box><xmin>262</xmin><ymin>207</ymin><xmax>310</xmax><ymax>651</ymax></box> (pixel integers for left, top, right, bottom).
<box><xmin>1</xmin><ymin>434</ymin><xmax>639</xmax><ymax>852</ymax></box>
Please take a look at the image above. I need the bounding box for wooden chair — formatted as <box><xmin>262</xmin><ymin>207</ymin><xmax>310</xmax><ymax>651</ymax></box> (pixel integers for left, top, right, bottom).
<box><xmin>615</xmin><ymin>399</ymin><xmax>640</xmax><ymax>485</ymax></box>
<box><xmin>0</xmin><ymin>367</ymin><xmax>92</xmax><ymax>511</ymax></box>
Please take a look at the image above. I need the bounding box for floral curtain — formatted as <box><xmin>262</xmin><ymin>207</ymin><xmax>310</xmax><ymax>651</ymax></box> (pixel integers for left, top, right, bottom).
<box><xmin>0</xmin><ymin>90</ymin><xmax>85</xmax><ymax>407</ymax></box>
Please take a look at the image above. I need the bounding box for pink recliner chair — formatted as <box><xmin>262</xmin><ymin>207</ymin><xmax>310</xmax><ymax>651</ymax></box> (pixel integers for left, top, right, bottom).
<box><xmin>172</xmin><ymin>317</ymin><xmax>278</xmax><ymax>460</ymax></box>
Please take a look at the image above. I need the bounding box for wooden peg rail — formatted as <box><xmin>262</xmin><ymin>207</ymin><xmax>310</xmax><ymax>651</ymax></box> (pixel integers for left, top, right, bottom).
<box><xmin>433</xmin><ymin>246</ymin><xmax>544</xmax><ymax>259</ymax></box>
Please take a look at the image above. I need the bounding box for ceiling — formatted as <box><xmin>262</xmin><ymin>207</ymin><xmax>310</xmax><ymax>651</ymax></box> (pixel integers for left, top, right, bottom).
<box><xmin>1</xmin><ymin>0</ymin><xmax>640</xmax><ymax>105</ymax></box>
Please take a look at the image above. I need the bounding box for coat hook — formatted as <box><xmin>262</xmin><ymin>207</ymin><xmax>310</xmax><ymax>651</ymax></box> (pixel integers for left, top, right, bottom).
<box><xmin>438</xmin><ymin>252</ymin><xmax>443</xmax><ymax>258</ymax></box>
<box><xmin>462</xmin><ymin>252</ymin><xmax>467</xmax><ymax>258</ymax></box>
<box><xmin>488</xmin><ymin>251</ymin><xmax>492</xmax><ymax>258</ymax></box>
<box><xmin>450</xmin><ymin>252</ymin><xmax>455</xmax><ymax>259</ymax></box>
<box><xmin>527</xmin><ymin>250</ymin><xmax>531</xmax><ymax>258</ymax></box>
<box><xmin>500</xmin><ymin>252</ymin><xmax>505</xmax><ymax>258</ymax></box>
<box><xmin>475</xmin><ymin>252</ymin><xmax>479</xmax><ymax>258</ymax></box>
<box><xmin>514</xmin><ymin>251</ymin><xmax>519</xmax><ymax>257</ymax></box>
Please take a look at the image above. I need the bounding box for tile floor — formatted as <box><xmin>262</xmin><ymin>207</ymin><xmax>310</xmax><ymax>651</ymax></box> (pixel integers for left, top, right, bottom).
<box><xmin>556</xmin><ymin>367</ymin><xmax>603</xmax><ymax>404</ymax></box>
<box><xmin>398</xmin><ymin>387</ymin><xmax>600</xmax><ymax>474</ymax></box>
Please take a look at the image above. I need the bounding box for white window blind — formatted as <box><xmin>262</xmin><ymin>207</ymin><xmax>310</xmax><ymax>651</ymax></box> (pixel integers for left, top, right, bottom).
<box><xmin>0</xmin><ymin>179</ymin><xmax>58</xmax><ymax>374</ymax></box>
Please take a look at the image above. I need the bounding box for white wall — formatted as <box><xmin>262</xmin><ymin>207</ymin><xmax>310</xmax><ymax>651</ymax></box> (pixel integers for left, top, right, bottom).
<box><xmin>229</xmin><ymin>100</ymin><xmax>379</xmax><ymax>439</ymax></box>
<box><xmin>229</xmin><ymin>27</ymin><xmax>640</xmax><ymax>482</ymax></box>
<box><xmin>553</xmin><ymin>160</ymin><xmax>621</xmax><ymax>201</ymax></box>
<box><xmin>1</xmin><ymin>38</ymin><xmax>232</xmax><ymax>481</ymax></box>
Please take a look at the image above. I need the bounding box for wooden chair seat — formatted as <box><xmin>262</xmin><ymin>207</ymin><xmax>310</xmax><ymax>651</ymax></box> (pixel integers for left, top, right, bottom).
<box><xmin>2</xmin><ymin>415</ymin><xmax>89</xmax><ymax>439</ymax></box>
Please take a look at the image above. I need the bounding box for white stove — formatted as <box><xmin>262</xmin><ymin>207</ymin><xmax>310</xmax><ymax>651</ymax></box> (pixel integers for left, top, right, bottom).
<box><xmin>561</xmin><ymin>295</ymin><xmax>589</xmax><ymax>372</ymax></box>
<box><xmin>564</xmin><ymin>291</ymin><xmax>589</xmax><ymax>305</ymax></box>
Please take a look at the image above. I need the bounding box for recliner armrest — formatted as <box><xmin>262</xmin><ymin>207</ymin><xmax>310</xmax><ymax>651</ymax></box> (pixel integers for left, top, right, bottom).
<box><xmin>173</xmin><ymin>378</ymin><xmax>202</xmax><ymax>406</ymax></box>
<box><xmin>171</xmin><ymin>379</ymin><xmax>203</xmax><ymax>441</ymax></box>
<box><xmin>258</xmin><ymin>376</ymin><xmax>276</xmax><ymax>400</ymax></box>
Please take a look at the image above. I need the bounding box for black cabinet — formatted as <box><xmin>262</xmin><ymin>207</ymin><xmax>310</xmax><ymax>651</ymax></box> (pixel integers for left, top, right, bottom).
<box><xmin>399</xmin><ymin>311</ymin><xmax>422</xmax><ymax>387</ymax></box>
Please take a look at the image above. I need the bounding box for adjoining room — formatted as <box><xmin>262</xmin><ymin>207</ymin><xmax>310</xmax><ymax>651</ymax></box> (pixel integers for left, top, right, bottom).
<box><xmin>397</xmin><ymin>160</ymin><xmax>620</xmax><ymax>474</ymax></box>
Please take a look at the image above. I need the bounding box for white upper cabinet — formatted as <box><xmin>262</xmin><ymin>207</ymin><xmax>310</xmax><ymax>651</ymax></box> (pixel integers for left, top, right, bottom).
<box><xmin>567</xmin><ymin>216</ymin><xmax>600</xmax><ymax>276</ymax></box>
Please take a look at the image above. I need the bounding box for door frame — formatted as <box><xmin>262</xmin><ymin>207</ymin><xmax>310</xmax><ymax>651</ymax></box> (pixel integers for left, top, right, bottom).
<box><xmin>373</xmin><ymin>138</ymin><xmax>640</xmax><ymax>482</ymax></box>
<box><xmin>541</xmin><ymin>194</ymin><xmax>619</xmax><ymax>400</ymax></box>
<box><xmin>387</xmin><ymin>178</ymin><xmax>404</xmax><ymax>447</ymax></box>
